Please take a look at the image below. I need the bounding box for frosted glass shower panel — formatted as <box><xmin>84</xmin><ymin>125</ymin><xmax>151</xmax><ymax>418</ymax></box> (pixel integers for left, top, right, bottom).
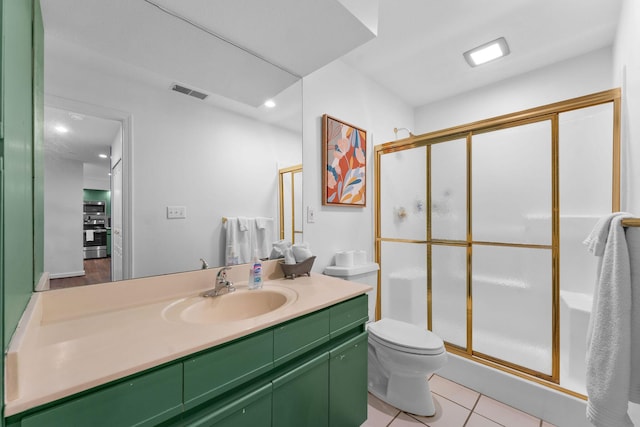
<box><xmin>472</xmin><ymin>121</ymin><xmax>552</xmax><ymax>245</ymax></box>
<box><xmin>472</xmin><ymin>245</ymin><xmax>552</xmax><ymax>375</ymax></box>
<box><xmin>431</xmin><ymin>245</ymin><xmax>467</xmax><ymax>348</ymax></box>
<box><xmin>380</xmin><ymin>146</ymin><xmax>427</xmax><ymax>240</ymax></box>
<box><xmin>559</xmin><ymin>103</ymin><xmax>613</xmax><ymax>295</ymax></box>
<box><xmin>380</xmin><ymin>241</ymin><xmax>427</xmax><ymax>328</ymax></box>
<box><xmin>431</xmin><ymin>138</ymin><xmax>467</xmax><ymax>241</ymax></box>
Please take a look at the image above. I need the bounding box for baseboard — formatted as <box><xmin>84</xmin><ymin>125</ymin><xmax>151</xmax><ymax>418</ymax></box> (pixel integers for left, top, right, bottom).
<box><xmin>438</xmin><ymin>353</ymin><xmax>590</xmax><ymax>427</ymax></box>
<box><xmin>49</xmin><ymin>270</ymin><xmax>85</xmax><ymax>279</ymax></box>
<box><xmin>34</xmin><ymin>272</ymin><xmax>50</xmax><ymax>291</ymax></box>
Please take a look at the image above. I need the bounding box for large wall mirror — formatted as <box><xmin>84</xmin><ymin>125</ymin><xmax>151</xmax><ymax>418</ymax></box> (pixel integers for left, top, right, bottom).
<box><xmin>41</xmin><ymin>0</ymin><xmax>303</xmax><ymax>290</ymax></box>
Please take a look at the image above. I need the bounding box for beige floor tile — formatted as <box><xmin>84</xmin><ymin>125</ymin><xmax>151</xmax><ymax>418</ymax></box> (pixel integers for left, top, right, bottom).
<box><xmin>474</xmin><ymin>395</ymin><xmax>540</xmax><ymax>427</ymax></box>
<box><xmin>409</xmin><ymin>393</ymin><xmax>470</xmax><ymax>427</ymax></box>
<box><xmin>429</xmin><ymin>375</ymin><xmax>480</xmax><ymax>409</ymax></box>
<box><xmin>465</xmin><ymin>413</ymin><xmax>503</xmax><ymax>427</ymax></box>
<box><xmin>388</xmin><ymin>412</ymin><xmax>428</xmax><ymax>426</ymax></box>
<box><xmin>361</xmin><ymin>393</ymin><xmax>401</xmax><ymax>427</ymax></box>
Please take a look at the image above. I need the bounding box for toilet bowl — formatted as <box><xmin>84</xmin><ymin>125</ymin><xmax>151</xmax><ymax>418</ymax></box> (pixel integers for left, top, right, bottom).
<box><xmin>367</xmin><ymin>318</ymin><xmax>447</xmax><ymax>416</ymax></box>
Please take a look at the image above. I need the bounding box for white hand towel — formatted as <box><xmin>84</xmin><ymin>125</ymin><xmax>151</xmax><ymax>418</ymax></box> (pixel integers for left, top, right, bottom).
<box><xmin>584</xmin><ymin>212</ymin><xmax>634</xmax><ymax>427</ymax></box>
<box><xmin>85</xmin><ymin>230</ymin><xmax>94</xmax><ymax>242</ymax></box>
<box><xmin>253</xmin><ymin>217</ymin><xmax>274</xmax><ymax>259</ymax></box>
<box><xmin>292</xmin><ymin>243</ymin><xmax>313</xmax><ymax>262</ymax></box>
<box><xmin>284</xmin><ymin>248</ymin><xmax>296</xmax><ymax>265</ymax></box>
<box><xmin>224</xmin><ymin>217</ymin><xmax>251</xmax><ymax>264</ymax></box>
<box><xmin>238</xmin><ymin>217</ymin><xmax>249</xmax><ymax>232</ymax></box>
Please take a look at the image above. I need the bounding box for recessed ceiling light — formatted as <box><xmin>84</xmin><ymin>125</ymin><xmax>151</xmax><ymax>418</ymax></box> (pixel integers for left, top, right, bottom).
<box><xmin>463</xmin><ymin>37</ymin><xmax>510</xmax><ymax>67</ymax></box>
<box><xmin>264</xmin><ymin>99</ymin><xmax>276</xmax><ymax>108</ymax></box>
<box><xmin>54</xmin><ymin>125</ymin><xmax>69</xmax><ymax>133</ymax></box>
<box><xmin>99</xmin><ymin>154</ymin><xmax>108</xmax><ymax>159</ymax></box>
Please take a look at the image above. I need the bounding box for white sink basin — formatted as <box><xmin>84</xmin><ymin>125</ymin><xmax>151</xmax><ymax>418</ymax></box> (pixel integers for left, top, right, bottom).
<box><xmin>162</xmin><ymin>285</ymin><xmax>298</xmax><ymax>324</ymax></box>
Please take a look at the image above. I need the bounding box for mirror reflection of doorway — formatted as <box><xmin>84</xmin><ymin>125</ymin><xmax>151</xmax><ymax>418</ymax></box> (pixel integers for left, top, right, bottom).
<box><xmin>44</xmin><ymin>106</ymin><xmax>123</xmax><ymax>289</ymax></box>
<box><xmin>279</xmin><ymin>165</ymin><xmax>303</xmax><ymax>244</ymax></box>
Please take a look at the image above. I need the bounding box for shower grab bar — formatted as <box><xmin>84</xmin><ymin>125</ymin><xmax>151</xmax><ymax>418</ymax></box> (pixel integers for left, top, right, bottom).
<box><xmin>622</xmin><ymin>218</ymin><xmax>640</xmax><ymax>227</ymax></box>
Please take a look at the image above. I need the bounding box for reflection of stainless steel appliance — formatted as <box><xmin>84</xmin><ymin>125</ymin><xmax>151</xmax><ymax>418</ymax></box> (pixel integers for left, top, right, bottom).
<box><xmin>83</xmin><ymin>201</ymin><xmax>108</xmax><ymax>259</ymax></box>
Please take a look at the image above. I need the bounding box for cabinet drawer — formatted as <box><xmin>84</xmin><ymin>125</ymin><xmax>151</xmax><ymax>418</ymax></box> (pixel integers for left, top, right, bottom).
<box><xmin>329</xmin><ymin>332</ymin><xmax>369</xmax><ymax>427</ymax></box>
<box><xmin>273</xmin><ymin>309</ymin><xmax>330</xmax><ymax>366</ymax></box>
<box><xmin>184</xmin><ymin>330</ymin><xmax>273</xmax><ymax>410</ymax></box>
<box><xmin>329</xmin><ymin>294</ymin><xmax>368</xmax><ymax>337</ymax></box>
<box><xmin>184</xmin><ymin>383</ymin><xmax>272</xmax><ymax>427</ymax></box>
<box><xmin>22</xmin><ymin>364</ymin><xmax>182</xmax><ymax>427</ymax></box>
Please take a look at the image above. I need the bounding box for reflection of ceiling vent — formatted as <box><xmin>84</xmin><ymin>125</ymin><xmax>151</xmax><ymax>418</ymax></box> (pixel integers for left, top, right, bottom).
<box><xmin>171</xmin><ymin>83</ymin><xmax>208</xmax><ymax>100</ymax></box>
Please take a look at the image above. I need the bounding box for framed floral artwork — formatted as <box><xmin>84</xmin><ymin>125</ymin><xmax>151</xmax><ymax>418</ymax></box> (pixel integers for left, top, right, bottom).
<box><xmin>322</xmin><ymin>114</ymin><xmax>366</xmax><ymax>207</ymax></box>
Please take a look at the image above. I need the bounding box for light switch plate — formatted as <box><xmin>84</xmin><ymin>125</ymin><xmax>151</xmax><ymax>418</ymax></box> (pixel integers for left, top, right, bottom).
<box><xmin>167</xmin><ymin>206</ymin><xmax>186</xmax><ymax>219</ymax></box>
<box><xmin>307</xmin><ymin>206</ymin><xmax>315</xmax><ymax>223</ymax></box>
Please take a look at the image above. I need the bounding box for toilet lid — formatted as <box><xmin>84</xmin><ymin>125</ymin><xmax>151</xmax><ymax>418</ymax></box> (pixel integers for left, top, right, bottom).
<box><xmin>368</xmin><ymin>318</ymin><xmax>444</xmax><ymax>355</ymax></box>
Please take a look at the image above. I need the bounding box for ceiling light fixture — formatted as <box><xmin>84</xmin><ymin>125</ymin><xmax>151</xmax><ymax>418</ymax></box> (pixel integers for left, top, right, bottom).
<box><xmin>54</xmin><ymin>125</ymin><xmax>69</xmax><ymax>133</ymax></box>
<box><xmin>99</xmin><ymin>154</ymin><xmax>108</xmax><ymax>159</ymax></box>
<box><xmin>264</xmin><ymin>100</ymin><xmax>276</xmax><ymax>108</ymax></box>
<box><xmin>463</xmin><ymin>37</ymin><xmax>510</xmax><ymax>67</ymax></box>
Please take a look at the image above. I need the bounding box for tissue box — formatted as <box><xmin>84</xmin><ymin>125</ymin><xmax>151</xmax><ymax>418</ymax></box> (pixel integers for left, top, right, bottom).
<box><xmin>279</xmin><ymin>256</ymin><xmax>316</xmax><ymax>279</ymax></box>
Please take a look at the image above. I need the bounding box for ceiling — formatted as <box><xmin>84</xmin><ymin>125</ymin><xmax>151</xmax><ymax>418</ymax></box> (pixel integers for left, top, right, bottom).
<box><xmin>341</xmin><ymin>0</ymin><xmax>623</xmax><ymax>107</ymax></box>
<box><xmin>41</xmin><ymin>0</ymin><xmax>623</xmax><ymax>169</ymax></box>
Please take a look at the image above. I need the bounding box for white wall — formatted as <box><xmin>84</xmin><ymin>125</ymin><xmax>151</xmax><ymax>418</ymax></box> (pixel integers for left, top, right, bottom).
<box><xmin>415</xmin><ymin>47</ymin><xmax>613</xmax><ymax>133</ymax></box>
<box><xmin>44</xmin><ymin>156</ymin><xmax>84</xmax><ymax>277</ymax></box>
<box><xmin>613</xmin><ymin>0</ymin><xmax>640</xmax><ymax>422</ymax></box>
<box><xmin>45</xmin><ymin>36</ymin><xmax>301</xmax><ymax>278</ymax></box>
<box><xmin>302</xmin><ymin>59</ymin><xmax>414</xmax><ymax>272</ymax></box>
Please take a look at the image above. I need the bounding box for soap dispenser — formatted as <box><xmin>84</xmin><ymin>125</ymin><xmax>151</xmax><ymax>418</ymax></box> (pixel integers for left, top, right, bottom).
<box><xmin>248</xmin><ymin>251</ymin><xmax>263</xmax><ymax>290</ymax></box>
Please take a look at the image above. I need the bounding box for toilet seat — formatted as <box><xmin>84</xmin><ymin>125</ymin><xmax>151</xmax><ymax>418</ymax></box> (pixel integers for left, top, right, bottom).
<box><xmin>368</xmin><ymin>318</ymin><xmax>444</xmax><ymax>355</ymax></box>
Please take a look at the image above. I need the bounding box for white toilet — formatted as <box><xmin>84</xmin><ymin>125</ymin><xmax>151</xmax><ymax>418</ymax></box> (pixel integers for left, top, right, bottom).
<box><xmin>367</xmin><ymin>318</ymin><xmax>447</xmax><ymax>416</ymax></box>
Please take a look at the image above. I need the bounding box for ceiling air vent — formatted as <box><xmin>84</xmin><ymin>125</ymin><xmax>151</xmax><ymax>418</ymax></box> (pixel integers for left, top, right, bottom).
<box><xmin>171</xmin><ymin>83</ymin><xmax>208</xmax><ymax>100</ymax></box>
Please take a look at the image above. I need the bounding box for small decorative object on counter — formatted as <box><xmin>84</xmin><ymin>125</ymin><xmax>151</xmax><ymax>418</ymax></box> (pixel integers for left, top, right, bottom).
<box><xmin>280</xmin><ymin>256</ymin><xmax>316</xmax><ymax>279</ymax></box>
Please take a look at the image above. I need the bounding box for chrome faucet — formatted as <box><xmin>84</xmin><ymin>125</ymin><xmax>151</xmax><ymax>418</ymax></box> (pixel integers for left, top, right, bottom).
<box><xmin>202</xmin><ymin>266</ymin><xmax>235</xmax><ymax>297</ymax></box>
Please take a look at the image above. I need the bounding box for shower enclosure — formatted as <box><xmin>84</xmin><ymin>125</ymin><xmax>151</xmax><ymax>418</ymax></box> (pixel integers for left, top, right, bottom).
<box><xmin>374</xmin><ymin>89</ymin><xmax>621</xmax><ymax>397</ymax></box>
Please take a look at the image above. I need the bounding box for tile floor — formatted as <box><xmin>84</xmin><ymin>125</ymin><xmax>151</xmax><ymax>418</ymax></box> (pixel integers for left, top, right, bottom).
<box><xmin>362</xmin><ymin>374</ymin><xmax>557</xmax><ymax>427</ymax></box>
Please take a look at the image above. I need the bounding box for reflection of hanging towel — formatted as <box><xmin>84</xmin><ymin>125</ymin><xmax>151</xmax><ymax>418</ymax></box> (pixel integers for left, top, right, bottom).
<box><xmin>85</xmin><ymin>230</ymin><xmax>95</xmax><ymax>242</ymax></box>
<box><xmin>224</xmin><ymin>217</ymin><xmax>251</xmax><ymax>264</ymax></box>
<box><xmin>584</xmin><ymin>212</ymin><xmax>635</xmax><ymax>427</ymax></box>
<box><xmin>253</xmin><ymin>217</ymin><xmax>274</xmax><ymax>260</ymax></box>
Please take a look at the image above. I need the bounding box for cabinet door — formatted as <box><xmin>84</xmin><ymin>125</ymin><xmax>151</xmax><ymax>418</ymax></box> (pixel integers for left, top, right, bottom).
<box><xmin>22</xmin><ymin>364</ymin><xmax>182</xmax><ymax>427</ymax></box>
<box><xmin>184</xmin><ymin>329</ymin><xmax>273</xmax><ymax>410</ymax></box>
<box><xmin>272</xmin><ymin>352</ymin><xmax>329</xmax><ymax>427</ymax></box>
<box><xmin>273</xmin><ymin>310</ymin><xmax>330</xmax><ymax>366</ymax></box>
<box><xmin>183</xmin><ymin>383</ymin><xmax>272</xmax><ymax>427</ymax></box>
<box><xmin>329</xmin><ymin>332</ymin><xmax>368</xmax><ymax>427</ymax></box>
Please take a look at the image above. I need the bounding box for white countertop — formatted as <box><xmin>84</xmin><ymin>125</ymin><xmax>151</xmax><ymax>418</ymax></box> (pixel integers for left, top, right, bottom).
<box><xmin>5</xmin><ymin>262</ymin><xmax>371</xmax><ymax>416</ymax></box>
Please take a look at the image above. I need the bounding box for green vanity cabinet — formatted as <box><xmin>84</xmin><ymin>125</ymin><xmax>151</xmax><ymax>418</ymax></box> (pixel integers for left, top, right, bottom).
<box><xmin>272</xmin><ymin>352</ymin><xmax>330</xmax><ymax>427</ymax></box>
<box><xmin>20</xmin><ymin>364</ymin><xmax>183</xmax><ymax>427</ymax></box>
<box><xmin>183</xmin><ymin>329</ymin><xmax>274</xmax><ymax>410</ymax></box>
<box><xmin>6</xmin><ymin>294</ymin><xmax>369</xmax><ymax>427</ymax></box>
<box><xmin>329</xmin><ymin>332</ymin><xmax>369</xmax><ymax>427</ymax></box>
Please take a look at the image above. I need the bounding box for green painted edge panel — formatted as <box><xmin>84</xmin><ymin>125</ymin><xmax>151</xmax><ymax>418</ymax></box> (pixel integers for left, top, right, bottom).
<box><xmin>2</xmin><ymin>0</ymin><xmax>35</xmax><ymax>349</ymax></box>
<box><xmin>185</xmin><ymin>383</ymin><xmax>272</xmax><ymax>427</ymax></box>
<box><xmin>329</xmin><ymin>294</ymin><xmax>369</xmax><ymax>338</ymax></box>
<box><xmin>31</xmin><ymin>0</ymin><xmax>44</xmax><ymax>286</ymax></box>
<box><xmin>183</xmin><ymin>329</ymin><xmax>274</xmax><ymax>410</ymax></box>
<box><xmin>272</xmin><ymin>352</ymin><xmax>329</xmax><ymax>427</ymax></box>
<box><xmin>21</xmin><ymin>364</ymin><xmax>183</xmax><ymax>427</ymax></box>
<box><xmin>329</xmin><ymin>332</ymin><xmax>369</xmax><ymax>427</ymax></box>
<box><xmin>273</xmin><ymin>309</ymin><xmax>330</xmax><ymax>366</ymax></box>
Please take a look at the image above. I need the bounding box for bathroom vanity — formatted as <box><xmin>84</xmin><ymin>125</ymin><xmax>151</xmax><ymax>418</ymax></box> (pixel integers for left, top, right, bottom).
<box><xmin>4</xmin><ymin>262</ymin><xmax>371</xmax><ymax>426</ymax></box>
